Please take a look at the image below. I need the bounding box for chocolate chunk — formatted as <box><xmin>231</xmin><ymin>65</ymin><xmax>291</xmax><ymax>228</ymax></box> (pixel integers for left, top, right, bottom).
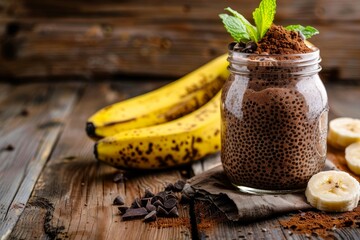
<box><xmin>164</xmin><ymin>198</ymin><xmax>177</xmax><ymax>210</ymax></box>
<box><xmin>113</xmin><ymin>172</ymin><xmax>126</xmax><ymax>183</ymax></box>
<box><xmin>153</xmin><ymin>200</ymin><xmax>163</xmax><ymax>208</ymax></box>
<box><xmin>19</xmin><ymin>108</ymin><xmax>29</xmax><ymax>116</ymax></box>
<box><xmin>165</xmin><ymin>183</ymin><xmax>174</xmax><ymax>191</ymax></box>
<box><xmin>155</xmin><ymin>191</ymin><xmax>167</xmax><ymax>202</ymax></box>
<box><xmin>141</xmin><ymin>197</ymin><xmax>152</xmax><ymax>207</ymax></box>
<box><xmin>168</xmin><ymin>206</ymin><xmax>179</xmax><ymax>217</ymax></box>
<box><xmin>245</xmin><ymin>41</ymin><xmax>257</xmax><ymax>52</ymax></box>
<box><xmin>165</xmin><ymin>193</ymin><xmax>178</xmax><ymax>200</ymax></box>
<box><xmin>146</xmin><ymin>202</ymin><xmax>156</xmax><ymax>212</ymax></box>
<box><xmin>4</xmin><ymin>144</ymin><xmax>14</xmax><ymax>151</ymax></box>
<box><xmin>122</xmin><ymin>208</ymin><xmax>148</xmax><ymax>221</ymax></box>
<box><xmin>130</xmin><ymin>198</ymin><xmax>142</xmax><ymax>209</ymax></box>
<box><xmin>157</xmin><ymin>206</ymin><xmax>169</xmax><ymax>217</ymax></box>
<box><xmin>144</xmin><ymin>189</ymin><xmax>155</xmax><ymax>198</ymax></box>
<box><xmin>144</xmin><ymin>210</ymin><xmax>157</xmax><ymax>222</ymax></box>
<box><xmin>173</xmin><ymin>180</ymin><xmax>186</xmax><ymax>192</ymax></box>
<box><xmin>118</xmin><ymin>206</ymin><xmax>129</xmax><ymax>215</ymax></box>
<box><xmin>113</xmin><ymin>196</ymin><xmax>124</xmax><ymax>205</ymax></box>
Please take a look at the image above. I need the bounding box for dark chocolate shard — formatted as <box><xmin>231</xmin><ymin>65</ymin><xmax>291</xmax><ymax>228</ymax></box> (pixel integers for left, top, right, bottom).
<box><xmin>153</xmin><ymin>200</ymin><xmax>163</xmax><ymax>208</ymax></box>
<box><xmin>165</xmin><ymin>193</ymin><xmax>178</xmax><ymax>200</ymax></box>
<box><xmin>156</xmin><ymin>191</ymin><xmax>167</xmax><ymax>202</ymax></box>
<box><xmin>168</xmin><ymin>206</ymin><xmax>179</xmax><ymax>217</ymax></box>
<box><xmin>173</xmin><ymin>180</ymin><xmax>186</xmax><ymax>192</ymax></box>
<box><xmin>157</xmin><ymin>206</ymin><xmax>169</xmax><ymax>217</ymax></box>
<box><xmin>122</xmin><ymin>208</ymin><xmax>148</xmax><ymax>221</ymax></box>
<box><xmin>164</xmin><ymin>198</ymin><xmax>177</xmax><ymax>210</ymax></box>
<box><xmin>113</xmin><ymin>196</ymin><xmax>125</xmax><ymax>205</ymax></box>
<box><xmin>144</xmin><ymin>210</ymin><xmax>157</xmax><ymax>222</ymax></box>
<box><xmin>141</xmin><ymin>197</ymin><xmax>152</xmax><ymax>207</ymax></box>
<box><xmin>130</xmin><ymin>198</ymin><xmax>142</xmax><ymax>209</ymax></box>
<box><xmin>118</xmin><ymin>206</ymin><xmax>129</xmax><ymax>215</ymax></box>
<box><xmin>144</xmin><ymin>189</ymin><xmax>155</xmax><ymax>198</ymax></box>
<box><xmin>146</xmin><ymin>201</ymin><xmax>156</xmax><ymax>212</ymax></box>
<box><xmin>113</xmin><ymin>172</ymin><xmax>126</xmax><ymax>183</ymax></box>
<box><xmin>165</xmin><ymin>183</ymin><xmax>174</xmax><ymax>191</ymax></box>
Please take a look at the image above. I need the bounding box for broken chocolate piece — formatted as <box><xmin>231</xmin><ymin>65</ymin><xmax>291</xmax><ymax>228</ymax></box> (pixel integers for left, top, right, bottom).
<box><xmin>113</xmin><ymin>172</ymin><xmax>126</xmax><ymax>183</ymax></box>
<box><xmin>144</xmin><ymin>189</ymin><xmax>155</xmax><ymax>198</ymax></box>
<box><xmin>141</xmin><ymin>197</ymin><xmax>152</xmax><ymax>207</ymax></box>
<box><xmin>156</xmin><ymin>191</ymin><xmax>167</xmax><ymax>202</ymax></box>
<box><xmin>122</xmin><ymin>208</ymin><xmax>148</xmax><ymax>221</ymax></box>
<box><xmin>113</xmin><ymin>196</ymin><xmax>125</xmax><ymax>205</ymax></box>
<box><xmin>153</xmin><ymin>200</ymin><xmax>163</xmax><ymax>208</ymax></box>
<box><xmin>118</xmin><ymin>206</ymin><xmax>129</xmax><ymax>215</ymax></box>
<box><xmin>164</xmin><ymin>198</ymin><xmax>177</xmax><ymax>210</ymax></box>
<box><xmin>165</xmin><ymin>183</ymin><xmax>174</xmax><ymax>191</ymax></box>
<box><xmin>144</xmin><ymin>210</ymin><xmax>157</xmax><ymax>222</ymax></box>
<box><xmin>168</xmin><ymin>206</ymin><xmax>179</xmax><ymax>217</ymax></box>
<box><xmin>157</xmin><ymin>206</ymin><xmax>169</xmax><ymax>217</ymax></box>
<box><xmin>146</xmin><ymin>201</ymin><xmax>156</xmax><ymax>212</ymax></box>
<box><xmin>173</xmin><ymin>180</ymin><xmax>186</xmax><ymax>192</ymax></box>
<box><xmin>130</xmin><ymin>198</ymin><xmax>142</xmax><ymax>209</ymax></box>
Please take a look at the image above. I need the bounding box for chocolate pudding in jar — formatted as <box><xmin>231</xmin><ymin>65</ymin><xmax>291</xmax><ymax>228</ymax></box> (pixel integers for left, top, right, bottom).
<box><xmin>221</xmin><ymin>26</ymin><xmax>328</xmax><ymax>194</ymax></box>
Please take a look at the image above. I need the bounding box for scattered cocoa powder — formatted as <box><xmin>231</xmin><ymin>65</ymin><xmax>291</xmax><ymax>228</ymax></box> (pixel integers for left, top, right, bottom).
<box><xmin>256</xmin><ymin>24</ymin><xmax>312</xmax><ymax>54</ymax></box>
<box><xmin>149</xmin><ymin>217</ymin><xmax>190</xmax><ymax>229</ymax></box>
<box><xmin>280</xmin><ymin>207</ymin><xmax>360</xmax><ymax>238</ymax></box>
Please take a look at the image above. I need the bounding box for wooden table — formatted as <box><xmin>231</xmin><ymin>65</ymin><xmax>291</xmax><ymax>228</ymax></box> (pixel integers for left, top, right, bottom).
<box><xmin>0</xmin><ymin>80</ymin><xmax>360</xmax><ymax>240</ymax></box>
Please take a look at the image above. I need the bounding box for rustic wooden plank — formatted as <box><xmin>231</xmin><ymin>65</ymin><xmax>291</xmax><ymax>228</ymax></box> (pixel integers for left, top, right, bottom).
<box><xmin>10</xmin><ymin>80</ymin><xmax>193</xmax><ymax>239</ymax></box>
<box><xmin>0</xmin><ymin>83</ymin><xmax>81</xmax><ymax>239</ymax></box>
<box><xmin>1</xmin><ymin>0</ymin><xmax>360</xmax><ymax>80</ymax></box>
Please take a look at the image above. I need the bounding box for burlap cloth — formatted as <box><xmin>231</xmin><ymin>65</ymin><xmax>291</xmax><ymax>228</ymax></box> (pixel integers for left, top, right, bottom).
<box><xmin>183</xmin><ymin>160</ymin><xmax>337</xmax><ymax>222</ymax></box>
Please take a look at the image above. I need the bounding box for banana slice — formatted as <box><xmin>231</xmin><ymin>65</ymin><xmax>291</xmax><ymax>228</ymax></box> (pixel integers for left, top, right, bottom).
<box><xmin>328</xmin><ymin>117</ymin><xmax>360</xmax><ymax>149</ymax></box>
<box><xmin>345</xmin><ymin>142</ymin><xmax>360</xmax><ymax>175</ymax></box>
<box><xmin>305</xmin><ymin>170</ymin><xmax>360</xmax><ymax>212</ymax></box>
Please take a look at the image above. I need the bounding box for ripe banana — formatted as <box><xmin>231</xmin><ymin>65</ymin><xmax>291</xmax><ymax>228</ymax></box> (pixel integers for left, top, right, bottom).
<box><xmin>94</xmin><ymin>92</ymin><xmax>221</xmax><ymax>169</ymax></box>
<box><xmin>345</xmin><ymin>142</ymin><xmax>360</xmax><ymax>175</ymax></box>
<box><xmin>305</xmin><ymin>170</ymin><xmax>360</xmax><ymax>212</ymax></box>
<box><xmin>86</xmin><ymin>54</ymin><xmax>228</xmax><ymax>139</ymax></box>
<box><xmin>328</xmin><ymin>117</ymin><xmax>360</xmax><ymax>149</ymax></box>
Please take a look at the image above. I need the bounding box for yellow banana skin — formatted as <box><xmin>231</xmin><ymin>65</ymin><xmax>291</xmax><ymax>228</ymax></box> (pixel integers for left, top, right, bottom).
<box><xmin>94</xmin><ymin>92</ymin><xmax>221</xmax><ymax>169</ymax></box>
<box><xmin>86</xmin><ymin>54</ymin><xmax>228</xmax><ymax>139</ymax></box>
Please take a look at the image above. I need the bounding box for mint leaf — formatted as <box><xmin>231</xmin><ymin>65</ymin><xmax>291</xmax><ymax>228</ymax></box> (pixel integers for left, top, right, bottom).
<box><xmin>225</xmin><ymin>7</ymin><xmax>258</xmax><ymax>42</ymax></box>
<box><xmin>285</xmin><ymin>25</ymin><xmax>319</xmax><ymax>39</ymax></box>
<box><xmin>219</xmin><ymin>14</ymin><xmax>250</xmax><ymax>42</ymax></box>
<box><xmin>253</xmin><ymin>0</ymin><xmax>276</xmax><ymax>40</ymax></box>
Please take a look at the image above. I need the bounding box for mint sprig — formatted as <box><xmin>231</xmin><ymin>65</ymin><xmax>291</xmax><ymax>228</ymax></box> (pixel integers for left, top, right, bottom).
<box><xmin>285</xmin><ymin>25</ymin><xmax>319</xmax><ymax>39</ymax></box>
<box><xmin>219</xmin><ymin>0</ymin><xmax>276</xmax><ymax>43</ymax></box>
<box><xmin>220</xmin><ymin>0</ymin><xmax>318</xmax><ymax>43</ymax></box>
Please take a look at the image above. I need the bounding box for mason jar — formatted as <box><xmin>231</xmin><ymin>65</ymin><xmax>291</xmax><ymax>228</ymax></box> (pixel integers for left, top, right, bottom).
<box><xmin>221</xmin><ymin>46</ymin><xmax>328</xmax><ymax>194</ymax></box>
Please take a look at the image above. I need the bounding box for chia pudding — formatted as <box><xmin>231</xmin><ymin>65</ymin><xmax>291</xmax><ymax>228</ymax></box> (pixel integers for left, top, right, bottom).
<box><xmin>220</xmin><ymin>25</ymin><xmax>328</xmax><ymax>192</ymax></box>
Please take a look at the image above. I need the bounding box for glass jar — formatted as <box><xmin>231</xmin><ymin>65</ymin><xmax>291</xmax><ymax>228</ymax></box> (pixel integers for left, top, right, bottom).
<box><xmin>221</xmin><ymin>47</ymin><xmax>328</xmax><ymax>194</ymax></box>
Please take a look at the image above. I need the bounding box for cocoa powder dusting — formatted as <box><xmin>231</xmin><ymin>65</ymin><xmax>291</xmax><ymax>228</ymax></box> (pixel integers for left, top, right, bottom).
<box><xmin>256</xmin><ymin>25</ymin><xmax>312</xmax><ymax>54</ymax></box>
<box><xmin>280</xmin><ymin>207</ymin><xmax>360</xmax><ymax>238</ymax></box>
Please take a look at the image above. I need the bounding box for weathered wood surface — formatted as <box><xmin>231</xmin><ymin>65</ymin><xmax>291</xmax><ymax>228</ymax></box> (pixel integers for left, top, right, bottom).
<box><xmin>0</xmin><ymin>0</ymin><xmax>360</xmax><ymax>80</ymax></box>
<box><xmin>0</xmin><ymin>81</ymin><xmax>359</xmax><ymax>240</ymax></box>
<box><xmin>0</xmin><ymin>83</ymin><xmax>81</xmax><ymax>239</ymax></box>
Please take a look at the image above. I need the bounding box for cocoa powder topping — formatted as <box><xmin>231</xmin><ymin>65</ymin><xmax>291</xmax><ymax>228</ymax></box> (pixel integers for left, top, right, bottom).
<box><xmin>256</xmin><ymin>24</ymin><xmax>312</xmax><ymax>54</ymax></box>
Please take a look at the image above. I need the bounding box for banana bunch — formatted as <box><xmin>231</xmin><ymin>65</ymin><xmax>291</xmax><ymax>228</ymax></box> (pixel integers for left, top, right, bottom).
<box><xmin>305</xmin><ymin>170</ymin><xmax>360</xmax><ymax>212</ymax></box>
<box><xmin>87</xmin><ymin>55</ymin><xmax>228</xmax><ymax>169</ymax></box>
<box><xmin>86</xmin><ymin>54</ymin><xmax>228</xmax><ymax>139</ymax></box>
<box><xmin>95</xmin><ymin>92</ymin><xmax>221</xmax><ymax>169</ymax></box>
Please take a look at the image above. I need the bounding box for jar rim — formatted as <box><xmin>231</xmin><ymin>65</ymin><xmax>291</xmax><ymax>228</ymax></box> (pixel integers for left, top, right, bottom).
<box><xmin>228</xmin><ymin>46</ymin><xmax>319</xmax><ymax>57</ymax></box>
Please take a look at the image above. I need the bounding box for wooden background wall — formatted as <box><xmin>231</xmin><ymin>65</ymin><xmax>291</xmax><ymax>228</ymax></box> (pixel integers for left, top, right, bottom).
<box><xmin>0</xmin><ymin>0</ymin><xmax>359</xmax><ymax>81</ymax></box>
